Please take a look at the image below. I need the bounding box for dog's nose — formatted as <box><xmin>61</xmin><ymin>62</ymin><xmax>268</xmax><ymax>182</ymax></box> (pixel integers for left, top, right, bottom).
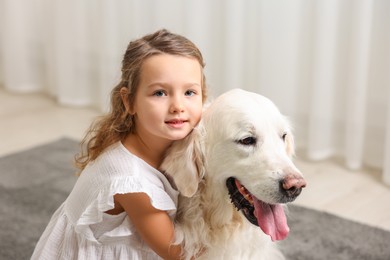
<box><xmin>280</xmin><ymin>174</ymin><xmax>307</xmax><ymax>198</ymax></box>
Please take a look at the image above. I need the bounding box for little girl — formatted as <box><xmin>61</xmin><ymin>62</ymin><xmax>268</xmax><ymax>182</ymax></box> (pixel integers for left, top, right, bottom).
<box><xmin>31</xmin><ymin>29</ymin><xmax>207</xmax><ymax>260</ymax></box>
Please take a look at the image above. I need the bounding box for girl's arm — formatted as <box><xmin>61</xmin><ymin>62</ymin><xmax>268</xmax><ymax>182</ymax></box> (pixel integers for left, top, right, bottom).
<box><xmin>114</xmin><ymin>192</ymin><xmax>183</xmax><ymax>260</ymax></box>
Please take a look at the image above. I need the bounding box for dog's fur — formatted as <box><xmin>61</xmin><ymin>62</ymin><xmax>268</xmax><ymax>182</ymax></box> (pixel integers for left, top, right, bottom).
<box><xmin>161</xmin><ymin>89</ymin><xmax>305</xmax><ymax>259</ymax></box>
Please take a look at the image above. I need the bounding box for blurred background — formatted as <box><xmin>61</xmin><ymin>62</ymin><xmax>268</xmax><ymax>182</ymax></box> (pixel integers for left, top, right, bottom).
<box><xmin>1</xmin><ymin>0</ymin><xmax>390</xmax><ymax>229</ymax></box>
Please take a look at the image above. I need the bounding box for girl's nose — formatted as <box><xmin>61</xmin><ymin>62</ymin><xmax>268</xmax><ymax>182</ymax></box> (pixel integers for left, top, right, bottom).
<box><xmin>169</xmin><ymin>96</ymin><xmax>185</xmax><ymax>113</ymax></box>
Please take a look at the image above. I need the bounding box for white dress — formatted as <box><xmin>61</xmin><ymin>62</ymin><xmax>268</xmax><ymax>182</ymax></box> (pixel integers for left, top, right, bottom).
<box><xmin>31</xmin><ymin>142</ymin><xmax>179</xmax><ymax>260</ymax></box>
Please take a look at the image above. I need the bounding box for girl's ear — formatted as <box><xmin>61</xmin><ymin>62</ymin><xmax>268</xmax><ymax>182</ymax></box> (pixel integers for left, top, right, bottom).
<box><xmin>160</xmin><ymin>123</ymin><xmax>206</xmax><ymax>197</ymax></box>
<box><xmin>120</xmin><ymin>87</ymin><xmax>133</xmax><ymax>114</ymax></box>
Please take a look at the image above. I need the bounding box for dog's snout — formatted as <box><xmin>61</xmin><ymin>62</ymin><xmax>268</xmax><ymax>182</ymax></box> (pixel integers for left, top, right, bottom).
<box><xmin>280</xmin><ymin>174</ymin><xmax>307</xmax><ymax>199</ymax></box>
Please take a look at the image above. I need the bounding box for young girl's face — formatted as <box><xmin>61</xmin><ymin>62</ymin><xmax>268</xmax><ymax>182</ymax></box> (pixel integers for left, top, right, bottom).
<box><xmin>131</xmin><ymin>54</ymin><xmax>203</xmax><ymax>144</ymax></box>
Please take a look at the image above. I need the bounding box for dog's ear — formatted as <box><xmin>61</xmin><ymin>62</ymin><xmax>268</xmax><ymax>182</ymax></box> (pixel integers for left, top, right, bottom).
<box><xmin>160</xmin><ymin>123</ymin><xmax>206</xmax><ymax>197</ymax></box>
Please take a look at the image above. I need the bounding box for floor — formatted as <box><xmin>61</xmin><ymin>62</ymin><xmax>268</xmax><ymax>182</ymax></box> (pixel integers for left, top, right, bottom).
<box><xmin>1</xmin><ymin>88</ymin><xmax>390</xmax><ymax>231</ymax></box>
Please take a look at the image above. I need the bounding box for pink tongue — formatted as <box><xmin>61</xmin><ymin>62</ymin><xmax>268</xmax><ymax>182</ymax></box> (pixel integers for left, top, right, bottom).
<box><xmin>252</xmin><ymin>196</ymin><xmax>289</xmax><ymax>241</ymax></box>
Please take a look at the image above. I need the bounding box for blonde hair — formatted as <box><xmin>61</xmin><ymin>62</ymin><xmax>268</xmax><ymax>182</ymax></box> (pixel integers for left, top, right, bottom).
<box><xmin>75</xmin><ymin>29</ymin><xmax>207</xmax><ymax>172</ymax></box>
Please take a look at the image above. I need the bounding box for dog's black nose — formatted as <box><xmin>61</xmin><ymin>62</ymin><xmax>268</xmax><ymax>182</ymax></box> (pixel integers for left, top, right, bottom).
<box><xmin>280</xmin><ymin>175</ymin><xmax>306</xmax><ymax>199</ymax></box>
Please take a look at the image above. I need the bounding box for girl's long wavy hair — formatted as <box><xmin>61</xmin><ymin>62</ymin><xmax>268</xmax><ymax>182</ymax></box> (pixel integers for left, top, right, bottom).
<box><xmin>75</xmin><ymin>29</ymin><xmax>207</xmax><ymax>173</ymax></box>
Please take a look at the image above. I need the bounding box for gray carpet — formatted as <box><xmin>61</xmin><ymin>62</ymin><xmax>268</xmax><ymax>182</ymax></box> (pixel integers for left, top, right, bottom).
<box><xmin>1</xmin><ymin>138</ymin><xmax>390</xmax><ymax>260</ymax></box>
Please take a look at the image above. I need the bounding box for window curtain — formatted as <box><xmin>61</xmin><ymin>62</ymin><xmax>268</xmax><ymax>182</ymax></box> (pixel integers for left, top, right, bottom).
<box><xmin>1</xmin><ymin>0</ymin><xmax>389</xmax><ymax>185</ymax></box>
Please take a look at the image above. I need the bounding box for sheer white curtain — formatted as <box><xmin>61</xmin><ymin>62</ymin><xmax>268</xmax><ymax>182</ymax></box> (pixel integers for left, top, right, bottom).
<box><xmin>1</xmin><ymin>0</ymin><xmax>389</xmax><ymax>185</ymax></box>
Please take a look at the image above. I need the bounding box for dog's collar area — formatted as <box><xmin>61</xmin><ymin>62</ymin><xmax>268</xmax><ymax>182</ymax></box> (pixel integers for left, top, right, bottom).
<box><xmin>226</xmin><ymin>177</ymin><xmax>258</xmax><ymax>226</ymax></box>
<box><xmin>161</xmin><ymin>171</ymin><xmax>178</xmax><ymax>190</ymax></box>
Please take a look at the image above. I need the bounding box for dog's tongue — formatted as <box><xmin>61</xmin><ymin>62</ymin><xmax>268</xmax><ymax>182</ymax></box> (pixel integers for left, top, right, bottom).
<box><xmin>252</xmin><ymin>196</ymin><xmax>289</xmax><ymax>241</ymax></box>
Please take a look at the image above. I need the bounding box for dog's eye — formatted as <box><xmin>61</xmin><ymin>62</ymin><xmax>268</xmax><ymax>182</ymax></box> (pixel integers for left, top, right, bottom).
<box><xmin>282</xmin><ymin>133</ymin><xmax>287</xmax><ymax>141</ymax></box>
<box><xmin>237</xmin><ymin>137</ymin><xmax>257</xmax><ymax>146</ymax></box>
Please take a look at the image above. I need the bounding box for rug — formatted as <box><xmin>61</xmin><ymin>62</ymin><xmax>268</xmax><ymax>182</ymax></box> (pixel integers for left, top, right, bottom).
<box><xmin>0</xmin><ymin>138</ymin><xmax>389</xmax><ymax>260</ymax></box>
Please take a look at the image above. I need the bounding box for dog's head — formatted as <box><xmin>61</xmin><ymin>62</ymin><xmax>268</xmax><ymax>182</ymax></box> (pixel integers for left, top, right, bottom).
<box><xmin>161</xmin><ymin>88</ymin><xmax>306</xmax><ymax>241</ymax></box>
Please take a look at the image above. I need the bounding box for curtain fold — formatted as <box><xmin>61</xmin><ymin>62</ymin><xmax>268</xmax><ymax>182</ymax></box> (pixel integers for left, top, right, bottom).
<box><xmin>344</xmin><ymin>0</ymin><xmax>373</xmax><ymax>170</ymax></box>
<box><xmin>385</xmin><ymin>87</ymin><xmax>390</xmax><ymax>184</ymax></box>
<box><xmin>307</xmin><ymin>0</ymin><xmax>339</xmax><ymax>160</ymax></box>
<box><xmin>1</xmin><ymin>0</ymin><xmax>389</xmax><ymax>184</ymax></box>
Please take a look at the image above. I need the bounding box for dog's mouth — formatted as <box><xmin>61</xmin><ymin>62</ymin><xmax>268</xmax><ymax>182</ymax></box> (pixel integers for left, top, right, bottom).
<box><xmin>226</xmin><ymin>177</ymin><xmax>289</xmax><ymax>241</ymax></box>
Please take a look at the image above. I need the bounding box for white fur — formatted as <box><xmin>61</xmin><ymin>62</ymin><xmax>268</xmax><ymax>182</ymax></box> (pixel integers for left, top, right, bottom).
<box><xmin>161</xmin><ymin>89</ymin><xmax>304</xmax><ymax>260</ymax></box>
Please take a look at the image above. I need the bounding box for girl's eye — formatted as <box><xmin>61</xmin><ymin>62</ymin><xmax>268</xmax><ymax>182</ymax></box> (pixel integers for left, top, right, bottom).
<box><xmin>185</xmin><ymin>90</ymin><xmax>196</xmax><ymax>96</ymax></box>
<box><xmin>153</xmin><ymin>90</ymin><xmax>166</xmax><ymax>97</ymax></box>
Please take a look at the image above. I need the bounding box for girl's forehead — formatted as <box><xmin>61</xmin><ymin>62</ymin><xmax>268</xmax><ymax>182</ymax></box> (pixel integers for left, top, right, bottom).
<box><xmin>141</xmin><ymin>54</ymin><xmax>200</xmax><ymax>69</ymax></box>
<box><xmin>139</xmin><ymin>54</ymin><xmax>202</xmax><ymax>85</ymax></box>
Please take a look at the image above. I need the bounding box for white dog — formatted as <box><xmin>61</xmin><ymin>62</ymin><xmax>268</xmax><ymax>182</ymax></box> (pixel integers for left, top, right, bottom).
<box><xmin>161</xmin><ymin>89</ymin><xmax>306</xmax><ymax>260</ymax></box>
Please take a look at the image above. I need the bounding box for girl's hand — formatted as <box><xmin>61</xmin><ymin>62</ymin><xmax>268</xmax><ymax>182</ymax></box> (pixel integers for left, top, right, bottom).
<box><xmin>115</xmin><ymin>193</ymin><xmax>183</xmax><ymax>260</ymax></box>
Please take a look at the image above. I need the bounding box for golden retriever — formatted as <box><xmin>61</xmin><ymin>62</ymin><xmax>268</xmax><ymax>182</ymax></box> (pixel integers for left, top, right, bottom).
<box><xmin>161</xmin><ymin>89</ymin><xmax>306</xmax><ymax>259</ymax></box>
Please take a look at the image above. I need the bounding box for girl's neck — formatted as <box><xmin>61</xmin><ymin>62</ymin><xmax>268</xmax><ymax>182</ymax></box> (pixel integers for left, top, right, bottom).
<box><xmin>122</xmin><ymin>133</ymin><xmax>172</xmax><ymax>169</ymax></box>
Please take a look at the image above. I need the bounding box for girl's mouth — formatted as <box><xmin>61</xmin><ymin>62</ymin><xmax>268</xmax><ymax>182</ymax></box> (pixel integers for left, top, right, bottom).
<box><xmin>165</xmin><ymin>119</ymin><xmax>187</xmax><ymax>128</ymax></box>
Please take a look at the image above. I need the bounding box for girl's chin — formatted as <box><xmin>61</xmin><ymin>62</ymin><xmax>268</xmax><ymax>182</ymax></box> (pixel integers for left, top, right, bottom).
<box><xmin>167</xmin><ymin>132</ymin><xmax>192</xmax><ymax>141</ymax></box>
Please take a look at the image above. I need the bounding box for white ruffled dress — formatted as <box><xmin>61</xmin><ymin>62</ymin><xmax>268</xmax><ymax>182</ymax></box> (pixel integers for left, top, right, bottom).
<box><xmin>31</xmin><ymin>142</ymin><xmax>179</xmax><ymax>260</ymax></box>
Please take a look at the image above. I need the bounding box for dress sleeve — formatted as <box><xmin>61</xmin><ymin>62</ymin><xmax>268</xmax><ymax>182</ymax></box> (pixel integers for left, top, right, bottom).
<box><xmin>65</xmin><ymin>143</ymin><xmax>178</xmax><ymax>242</ymax></box>
<box><xmin>83</xmin><ymin>175</ymin><xmax>176</xmax><ymax>221</ymax></box>
<box><xmin>68</xmin><ymin>174</ymin><xmax>177</xmax><ymax>242</ymax></box>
